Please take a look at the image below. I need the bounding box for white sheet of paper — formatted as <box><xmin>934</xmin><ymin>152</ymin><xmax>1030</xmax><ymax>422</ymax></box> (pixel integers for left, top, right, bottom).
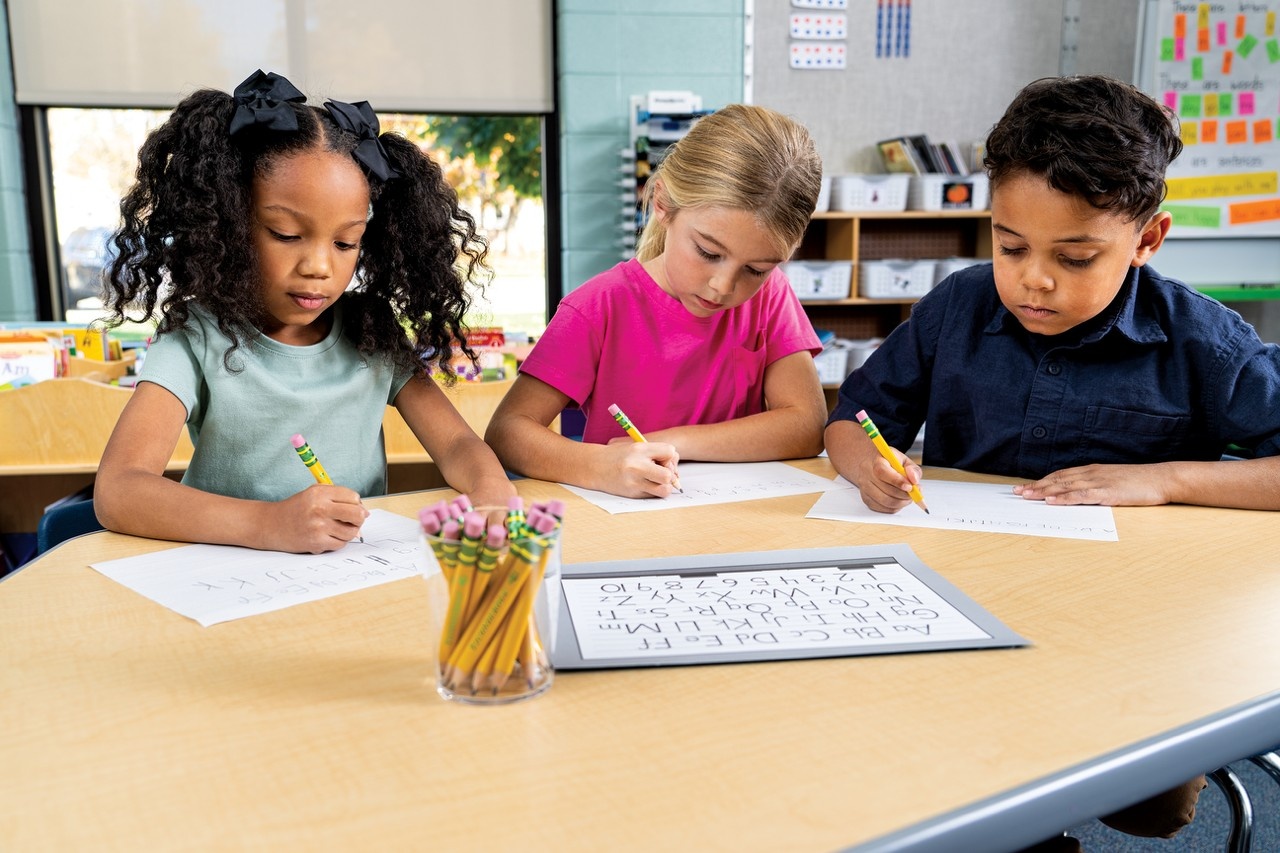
<box><xmin>807</xmin><ymin>478</ymin><xmax>1118</xmax><ymax>541</ymax></box>
<box><xmin>560</xmin><ymin>461</ymin><xmax>844</xmax><ymax>514</ymax></box>
<box><xmin>90</xmin><ymin>509</ymin><xmax>424</xmax><ymax>626</ymax></box>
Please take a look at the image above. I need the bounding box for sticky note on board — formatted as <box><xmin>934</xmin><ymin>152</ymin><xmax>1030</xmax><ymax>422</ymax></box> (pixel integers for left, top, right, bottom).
<box><xmin>1226</xmin><ymin>120</ymin><xmax>1249</xmax><ymax>143</ymax></box>
<box><xmin>1181</xmin><ymin>122</ymin><xmax>1200</xmax><ymax>145</ymax></box>
<box><xmin>1162</xmin><ymin>204</ymin><xmax>1222</xmax><ymax>229</ymax></box>
<box><xmin>1205</xmin><ymin>94</ymin><xmax>1219</xmax><ymax>117</ymax></box>
<box><xmin>1191</xmin><ymin>57</ymin><xmax>1204</xmax><ymax>79</ymax></box>
<box><xmin>1164</xmin><ymin>91</ymin><xmax>1179</xmax><ymax>110</ymax></box>
<box><xmin>1202</xmin><ymin>119</ymin><xmax>1219</xmax><ymax>143</ymax></box>
<box><xmin>1219</xmin><ymin>93</ymin><xmax>1234</xmax><ymax>115</ymax></box>
<box><xmin>1198</xmin><ymin>27</ymin><xmax>1211</xmax><ymax>52</ymax></box>
<box><xmin>1218</xmin><ymin>21</ymin><xmax>1228</xmax><ymax>45</ymax></box>
<box><xmin>1239</xmin><ymin>33</ymin><xmax>1259</xmax><ymax>58</ymax></box>
<box><xmin>790</xmin><ymin>13</ymin><xmax>846</xmax><ymax>39</ymax></box>
<box><xmin>1176</xmin><ymin>37</ymin><xmax>1187</xmax><ymax>61</ymax></box>
<box><xmin>1161</xmin><ymin>37</ymin><xmax>1176</xmax><ymax>61</ymax></box>
<box><xmin>1266</xmin><ymin>39</ymin><xmax>1280</xmax><ymax>63</ymax></box>
<box><xmin>1229</xmin><ymin>198</ymin><xmax>1280</xmax><ymax>225</ymax></box>
<box><xmin>1254</xmin><ymin>119</ymin><xmax>1274</xmax><ymax>144</ymax></box>
<box><xmin>1240</xmin><ymin>92</ymin><xmax>1256</xmax><ymax>115</ymax></box>
<box><xmin>1223</xmin><ymin>50</ymin><xmax>1234</xmax><ymax>75</ymax></box>
<box><xmin>1181</xmin><ymin>94</ymin><xmax>1202</xmax><ymax>117</ymax></box>
<box><xmin>790</xmin><ymin>42</ymin><xmax>846</xmax><ymax>69</ymax></box>
<box><xmin>1175</xmin><ymin>12</ymin><xmax>1187</xmax><ymax>39</ymax></box>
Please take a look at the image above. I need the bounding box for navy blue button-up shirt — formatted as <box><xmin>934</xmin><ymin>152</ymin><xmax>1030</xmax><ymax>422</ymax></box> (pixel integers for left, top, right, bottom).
<box><xmin>830</xmin><ymin>263</ymin><xmax>1280</xmax><ymax>479</ymax></box>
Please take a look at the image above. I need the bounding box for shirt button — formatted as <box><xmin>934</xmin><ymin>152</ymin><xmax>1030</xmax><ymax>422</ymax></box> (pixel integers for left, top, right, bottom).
<box><xmin>1047</xmin><ymin>363</ymin><xmax>1062</xmax><ymax>375</ymax></box>
<box><xmin>1032</xmin><ymin>426</ymin><xmax>1048</xmax><ymax>439</ymax></box>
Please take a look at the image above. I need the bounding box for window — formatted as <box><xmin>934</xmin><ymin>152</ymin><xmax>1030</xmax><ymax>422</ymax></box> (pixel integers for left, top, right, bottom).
<box><xmin>44</xmin><ymin>108</ymin><xmax>548</xmax><ymax>337</ymax></box>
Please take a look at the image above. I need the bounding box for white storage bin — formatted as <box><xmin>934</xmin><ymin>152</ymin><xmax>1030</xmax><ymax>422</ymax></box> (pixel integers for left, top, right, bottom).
<box><xmin>831</xmin><ymin>174</ymin><xmax>909</xmax><ymax>212</ymax></box>
<box><xmin>814</xmin><ymin>175</ymin><xmax>831</xmax><ymax>213</ymax></box>
<box><xmin>907</xmin><ymin>174</ymin><xmax>990</xmax><ymax>211</ymax></box>
<box><xmin>813</xmin><ymin>344</ymin><xmax>850</xmax><ymax>385</ymax></box>
<box><xmin>845</xmin><ymin>337</ymin><xmax>882</xmax><ymax>370</ymax></box>
<box><xmin>933</xmin><ymin>257</ymin><xmax>983</xmax><ymax>285</ymax></box>
<box><xmin>781</xmin><ymin>260</ymin><xmax>852</xmax><ymax>301</ymax></box>
<box><xmin>859</xmin><ymin>259</ymin><xmax>937</xmax><ymax>298</ymax></box>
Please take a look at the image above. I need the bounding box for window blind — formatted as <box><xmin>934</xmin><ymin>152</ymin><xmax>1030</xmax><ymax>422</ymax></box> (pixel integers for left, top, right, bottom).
<box><xmin>7</xmin><ymin>0</ymin><xmax>553</xmax><ymax>113</ymax></box>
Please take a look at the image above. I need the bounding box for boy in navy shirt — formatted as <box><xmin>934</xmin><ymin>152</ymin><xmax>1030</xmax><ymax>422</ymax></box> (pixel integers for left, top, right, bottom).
<box><xmin>828</xmin><ymin>75</ymin><xmax>1280</xmax><ymax>515</ymax></box>
<box><xmin>827</xmin><ymin>74</ymin><xmax>1280</xmax><ymax>847</ymax></box>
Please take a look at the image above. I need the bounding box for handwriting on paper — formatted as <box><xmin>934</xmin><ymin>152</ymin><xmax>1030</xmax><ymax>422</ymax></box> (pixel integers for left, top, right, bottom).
<box><xmin>91</xmin><ymin>510</ymin><xmax>424</xmax><ymax>626</ymax></box>
<box><xmin>561</xmin><ymin>561</ymin><xmax>992</xmax><ymax>660</ymax></box>
<box><xmin>560</xmin><ymin>461</ymin><xmax>842</xmax><ymax>514</ymax></box>
<box><xmin>807</xmin><ymin>479</ymin><xmax>1119</xmax><ymax>541</ymax></box>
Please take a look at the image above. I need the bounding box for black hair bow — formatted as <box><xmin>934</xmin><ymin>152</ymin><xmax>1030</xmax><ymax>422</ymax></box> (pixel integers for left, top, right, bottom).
<box><xmin>229</xmin><ymin>70</ymin><xmax>306</xmax><ymax>136</ymax></box>
<box><xmin>325</xmin><ymin>99</ymin><xmax>401</xmax><ymax>182</ymax></box>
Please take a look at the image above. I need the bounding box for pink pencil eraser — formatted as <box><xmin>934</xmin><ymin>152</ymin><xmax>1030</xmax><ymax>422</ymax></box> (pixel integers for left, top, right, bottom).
<box><xmin>463</xmin><ymin>512</ymin><xmax>485</xmax><ymax>538</ymax></box>
<box><xmin>855</xmin><ymin>410</ymin><xmax>868</xmax><ymax>421</ymax></box>
<box><xmin>607</xmin><ymin>404</ymin><xmax>621</xmax><ymax>416</ymax></box>
<box><xmin>290</xmin><ymin>434</ymin><xmax>305</xmax><ymax>448</ymax></box>
<box><xmin>418</xmin><ymin>508</ymin><xmax>442</xmax><ymax>535</ymax></box>
<box><xmin>546</xmin><ymin>499</ymin><xmax>566</xmax><ymax>518</ymax></box>
<box><xmin>486</xmin><ymin>523</ymin><xmax>506</xmax><ymax>546</ymax></box>
<box><xmin>441</xmin><ymin>519</ymin><xmax>461</xmax><ymax>541</ymax></box>
<box><xmin>507</xmin><ymin>495</ymin><xmax>524</xmax><ymax>511</ymax></box>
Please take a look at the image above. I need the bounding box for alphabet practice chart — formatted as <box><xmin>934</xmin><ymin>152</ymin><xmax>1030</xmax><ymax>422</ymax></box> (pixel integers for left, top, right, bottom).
<box><xmin>549</xmin><ymin>546</ymin><xmax>1026</xmax><ymax>669</ymax></box>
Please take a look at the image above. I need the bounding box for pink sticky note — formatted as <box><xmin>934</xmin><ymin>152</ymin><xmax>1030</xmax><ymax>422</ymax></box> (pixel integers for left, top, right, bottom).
<box><xmin>1217</xmin><ymin>21</ymin><xmax>1227</xmax><ymax>45</ymax></box>
<box><xmin>1240</xmin><ymin>92</ymin><xmax>1256</xmax><ymax>115</ymax></box>
<box><xmin>1164</xmin><ymin>91</ymin><xmax>1178</xmax><ymax>110</ymax></box>
<box><xmin>1175</xmin><ymin>37</ymin><xmax>1186</xmax><ymax>61</ymax></box>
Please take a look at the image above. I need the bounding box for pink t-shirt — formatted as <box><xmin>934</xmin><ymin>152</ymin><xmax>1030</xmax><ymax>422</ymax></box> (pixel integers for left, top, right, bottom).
<box><xmin>520</xmin><ymin>259</ymin><xmax>822</xmax><ymax>445</ymax></box>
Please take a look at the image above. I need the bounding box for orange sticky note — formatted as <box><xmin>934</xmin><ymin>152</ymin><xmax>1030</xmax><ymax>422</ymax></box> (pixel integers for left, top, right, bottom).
<box><xmin>1198</xmin><ymin>27</ymin><xmax>1211</xmax><ymax>52</ymax></box>
<box><xmin>1222</xmin><ymin>50</ymin><xmax>1233</xmax><ymax>74</ymax></box>
<box><xmin>1201</xmin><ymin>120</ymin><xmax>1219</xmax><ymax>143</ymax></box>
<box><xmin>1175</xmin><ymin>13</ymin><xmax>1187</xmax><ymax>39</ymax></box>
<box><xmin>1226</xmin><ymin>120</ymin><xmax>1248</xmax><ymax>143</ymax></box>
<box><xmin>1236</xmin><ymin>14</ymin><xmax>1246</xmax><ymax>39</ymax></box>
<box><xmin>1254</xmin><ymin>120</ymin><xmax>1274</xmax><ymax>144</ymax></box>
<box><xmin>1229</xmin><ymin>198</ymin><xmax>1280</xmax><ymax>225</ymax></box>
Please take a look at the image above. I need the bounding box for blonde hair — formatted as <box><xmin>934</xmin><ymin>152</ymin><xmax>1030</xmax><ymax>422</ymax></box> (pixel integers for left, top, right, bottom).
<box><xmin>635</xmin><ymin>104</ymin><xmax>822</xmax><ymax>262</ymax></box>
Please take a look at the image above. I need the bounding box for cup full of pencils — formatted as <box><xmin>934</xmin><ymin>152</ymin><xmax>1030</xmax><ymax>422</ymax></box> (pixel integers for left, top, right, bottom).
<box><xmin>418</xmin><ymin>494</ymin><xmax>562</xmax><ymax>705</ymax></box>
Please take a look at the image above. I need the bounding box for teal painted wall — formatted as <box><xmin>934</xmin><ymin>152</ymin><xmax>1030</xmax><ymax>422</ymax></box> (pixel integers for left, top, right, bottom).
<box><xmin>556</xmin><ymin>0</ymin><xmax>744</xmax><ymax>296</ymax></box>
<box><xmin>0</xmin><ymin>0</ymin><xmax>36</xmax><ymax>322</ymax></box>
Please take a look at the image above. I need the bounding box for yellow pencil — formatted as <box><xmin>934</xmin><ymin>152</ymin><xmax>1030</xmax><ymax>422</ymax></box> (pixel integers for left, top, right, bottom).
<box><xmin>607</xmin><ymin>403</ymin><xmax>682</xmax><ymax>493</ymax></box>
<box><xmin>291</xmin><ymin>433</ymin><xmax>333</xmax><ymax>484</ymax></box>
<box><xmin>854</xmin><ymin>409</ymin><xmax>930</xmax><ymax>514</ymax></box>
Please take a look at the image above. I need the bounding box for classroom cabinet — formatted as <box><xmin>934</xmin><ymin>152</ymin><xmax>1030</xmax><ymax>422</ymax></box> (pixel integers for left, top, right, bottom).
<box><xmin>796</xmin><ymin>210</ymin><xmax>993</xmax><ymax>346</ymax></box>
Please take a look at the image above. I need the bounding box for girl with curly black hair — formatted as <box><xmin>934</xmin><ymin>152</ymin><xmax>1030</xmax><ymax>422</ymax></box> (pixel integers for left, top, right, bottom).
<box><xmin>95</xmin><ymin>70</ymin><xmax>515</xmax><ymax>553</ymax></box>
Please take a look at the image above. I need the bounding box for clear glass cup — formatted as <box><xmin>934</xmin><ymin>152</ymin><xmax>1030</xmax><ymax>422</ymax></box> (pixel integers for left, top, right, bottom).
<box><xmin>421</xmin><ymin>507</ymin><xmax>561</xmax><ymax>705</ymax></box>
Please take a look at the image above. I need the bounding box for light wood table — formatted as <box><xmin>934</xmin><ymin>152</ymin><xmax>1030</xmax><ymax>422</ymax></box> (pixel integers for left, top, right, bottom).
<box><xmin>4</xmin><ymin>460</ymin><xmax>1279</xmax><ymax>852</ymax></box>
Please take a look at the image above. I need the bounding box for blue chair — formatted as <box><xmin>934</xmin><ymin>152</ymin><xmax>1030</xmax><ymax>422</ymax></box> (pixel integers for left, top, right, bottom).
<box><xmin>36</xmin><ymin>499</ymin><xmax>104</xmax><ymax>556</ymax></box>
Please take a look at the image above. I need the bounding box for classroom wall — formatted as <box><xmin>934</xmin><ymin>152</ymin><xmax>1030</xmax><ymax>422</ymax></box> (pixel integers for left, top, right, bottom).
<box><xmin>751</xmin><ymin>0</ymin><xmax>1140</xmax><ymax>174</ymax></box>
<box><xmin>556</xmin><ymin>0</ymin><xmax>745</xmax><ymax>296</ymax></box>
<box><xmin>0</xmin><ymin>0</ymin><xmax>37</xmax><ymax>322</ymax></box>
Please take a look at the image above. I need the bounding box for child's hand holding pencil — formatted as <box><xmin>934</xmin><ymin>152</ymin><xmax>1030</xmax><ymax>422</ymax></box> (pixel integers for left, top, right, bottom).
<box><xmin>606</xmin><ymin>403</ymin><xmax>683</xmax><ymax>498</ymax></box>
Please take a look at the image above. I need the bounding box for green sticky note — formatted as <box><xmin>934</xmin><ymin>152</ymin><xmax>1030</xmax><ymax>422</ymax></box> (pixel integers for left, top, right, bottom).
<box><xmin>1267</xmin><ymin>38</ymin><xmax>1280</xmax><ymax>63</ymax></box>
<box><xmin>1161</xmin><ymin>37</ymin><xmax>1176</xmax><ymax>61</ymax></box>
<box><xmin>1162</xmin><ymin>204</ymin><xmax>1222</xmax><ymax>229</ymax></box>
<box><xmin>1219</xmin><ymin>93</ymin><xmax>1233</xmax><ymax>116</ymax></box>
<box><xmin>1180</xmin><ymin>94</ymin><xmax>1202</xmax><ymax>118</ymax></box>
<box><xmin>1238</xmin><ymin>33</ymin><xmax>1259</xmax><ymax>58</ymax></box>
<box><xmin>1191</xmin><ymin>57</ymin><xmax>1204</xmax><ymax>80</ymax></box>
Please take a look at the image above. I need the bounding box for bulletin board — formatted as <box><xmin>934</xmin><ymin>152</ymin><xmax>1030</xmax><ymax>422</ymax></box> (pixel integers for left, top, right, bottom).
<box><xmin>1136</xmin><ymin>0</ymin><xmax>1280</xmax><ymax>237</ymax></box>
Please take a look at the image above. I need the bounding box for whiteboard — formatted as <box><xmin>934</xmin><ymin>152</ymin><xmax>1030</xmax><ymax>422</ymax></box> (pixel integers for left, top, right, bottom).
<box><xmin>1135</xmin><ymin>0</ymin><xmax>1280</xmax><ymax>237</ymax></box>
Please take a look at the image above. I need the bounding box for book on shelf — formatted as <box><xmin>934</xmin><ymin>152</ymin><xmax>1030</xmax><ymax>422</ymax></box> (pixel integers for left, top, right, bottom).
<box><xmin>880</xmin><ymin>134</ymin><xmax>973</xmax><ymax>176</ymax></box>
<box><xmin>876</xmin><ymin>138</ymin><xmax>923</xmax><ymax>175</ymax></box>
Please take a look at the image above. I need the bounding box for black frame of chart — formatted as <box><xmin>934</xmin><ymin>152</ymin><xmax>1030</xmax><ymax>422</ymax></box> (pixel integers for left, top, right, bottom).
<box><xmin>548</xmin><ymin>546</ymin><xmax>1028</xmax><ymax>670</ymax></box>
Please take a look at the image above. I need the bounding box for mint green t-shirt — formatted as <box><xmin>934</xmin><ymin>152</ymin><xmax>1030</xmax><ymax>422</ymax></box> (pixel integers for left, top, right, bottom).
<box><xmin>139</xmin><ymin>301</ymin><xmax>414</xmax><ymax>501</ymax></box>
